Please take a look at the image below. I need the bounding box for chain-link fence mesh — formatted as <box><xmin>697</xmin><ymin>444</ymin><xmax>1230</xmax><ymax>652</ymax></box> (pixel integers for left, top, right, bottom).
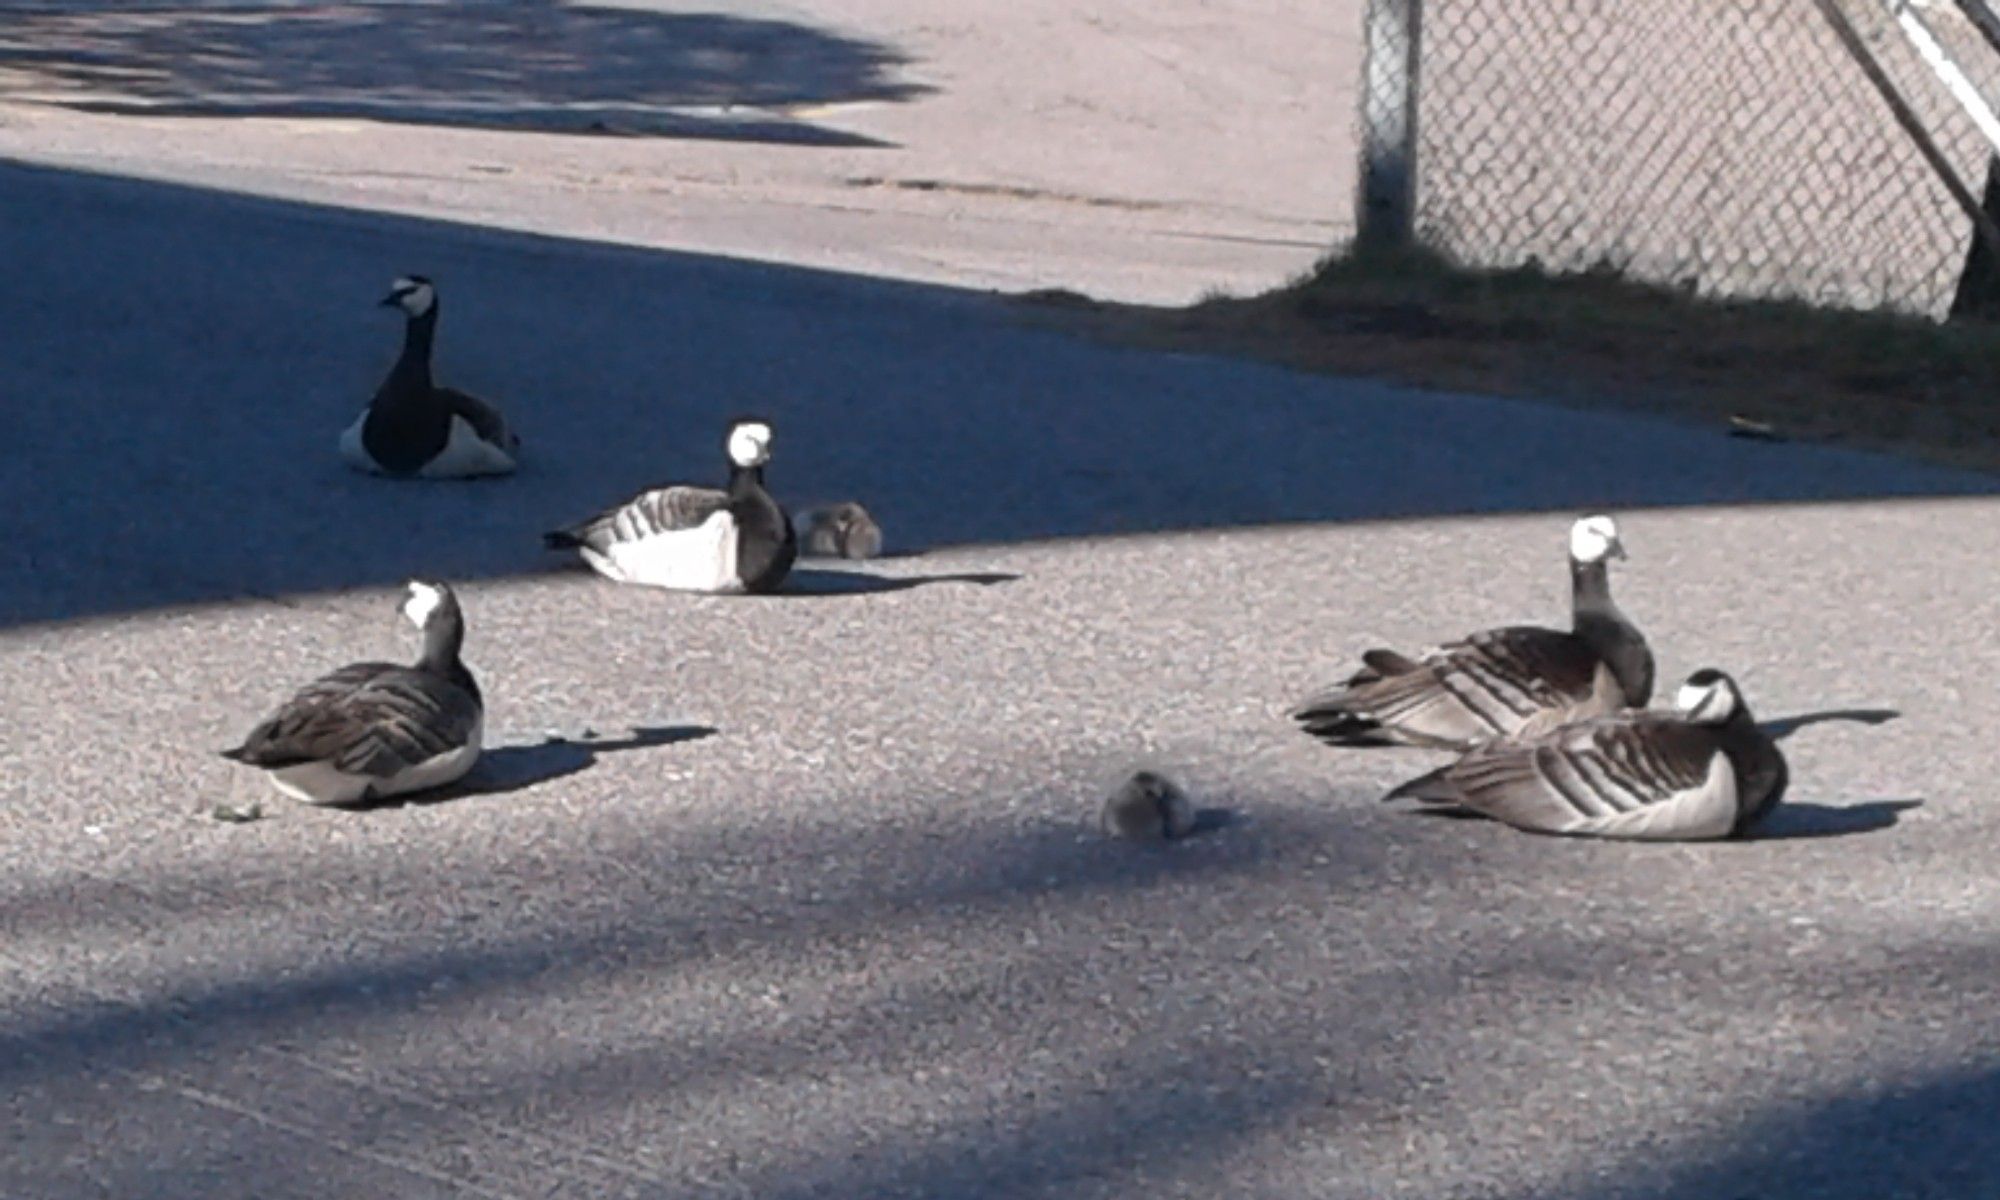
<box><xmin>1376</xmin><ymin>0</ymin><xmax>2000</xmax><ymax>318</ymax></box>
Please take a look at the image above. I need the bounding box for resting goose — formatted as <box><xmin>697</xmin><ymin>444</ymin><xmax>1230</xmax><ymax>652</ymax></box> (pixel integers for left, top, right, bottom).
<box><xmin>339</xmin><ymin>276</ymin><xmax>520</xmax><ymax>479</ymax></box>
<box><xmin>220</xmin><ymin>580</ymin><xmax>485</xmax><ymax>805</ymax></box>
<box><xmin>1101</xmin><ymin>770</ymin><xmax>1196</xmax><ymax>841</ymax></box>
<box><xmin>1382</xmin><ymin>669</ymin><xmax>1788</xmax><ymax>840</ymax></box>
<box><xmin>1291</xmin><ymin>514</ymin><xmax>1652</xmax><ymax>750</ymax></box>
<box><xmin>800</xmin><ymin>501</ymin><xmax>884</xmax><ymax>560</ymax></box>
<box><xmin>544</xmin><ymin>416</ymin><xmax>797</xmax><ymax>594</ymax></box>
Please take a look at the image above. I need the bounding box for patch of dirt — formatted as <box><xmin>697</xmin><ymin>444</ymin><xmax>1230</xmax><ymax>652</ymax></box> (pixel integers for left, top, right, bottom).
<box><xmin>1020</xmin><ymin>247</ymin><xmax>2000</xmax><ymax>475</ymax></box>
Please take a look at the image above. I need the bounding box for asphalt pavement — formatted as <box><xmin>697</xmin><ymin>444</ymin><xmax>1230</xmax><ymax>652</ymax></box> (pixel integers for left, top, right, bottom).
<box><xmin>2</xmin><ymin>158</ymin><xmax>1999</xmax><ymax>1200</ymax></box>
<box><xmin>6</xmin><ymin>1</ymin><xmax>2000</xmax><ymax>1194</ymax></box>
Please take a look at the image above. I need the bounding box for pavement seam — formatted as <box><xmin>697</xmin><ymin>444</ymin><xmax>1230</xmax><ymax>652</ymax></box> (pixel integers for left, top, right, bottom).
<box><xmin>103</xmin><ymin>1062</ymin><xmax>524</xmax><ymax>1200</ymax></box>
<box><xmin>253</xmin><ymin>1044</ymin><xmax>691</xmax><ymax>1193</ymax></box>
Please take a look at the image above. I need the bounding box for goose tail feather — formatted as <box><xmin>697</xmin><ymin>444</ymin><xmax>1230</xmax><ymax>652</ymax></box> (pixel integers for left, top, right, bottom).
<box><xmin>218</xmin><ymin>741</ymin><xmax>309</xmax><ymax>769</ymax></box>
<box><xmin>1293</xmin><ymin>709</ymin><xmax>1393</xmax><ymax>746</ymax></box>
<box><xmin>1361</xmin><ymin>649</ymin><xmax>1421</xmax><ymax>676</ymax></box>
<box><xmin>1383</xmin><ymin>766</ymin><xmax>1456</xmax><ymax>805</ymax></box>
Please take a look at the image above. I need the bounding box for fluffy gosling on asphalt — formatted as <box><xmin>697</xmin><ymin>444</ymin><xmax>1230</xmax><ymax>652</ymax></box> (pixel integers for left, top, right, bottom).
<box><xmin>800</xmin><ymin>501</ymin><xmax>884</xmax><ymax>560</ymax></box>
<box><xmin>1101</xmin><ymin>770</ymin><xmax>1196</xmax><ymax>842</ymax></box>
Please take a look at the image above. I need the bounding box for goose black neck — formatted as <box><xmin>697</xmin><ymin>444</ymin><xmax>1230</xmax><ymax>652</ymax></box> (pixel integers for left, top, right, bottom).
<box><xmin>1724</xmin><ymin>712</ymin><xmax>1787</xmax><ymax>834</ymax></box>
<box><xmin>1569</xmin><ymin>556</ymin><xmax>1615</xmax><ymax>622</ymax></box>
<box><xmin>1570</xmin><ymin>554</ymin><xmax>1653</xmax><ymax>705</ymax></box>
<box><xmin>416</xmin><ymin>604</ymin><xmax>465</xmax><ymax>677</ymax></box>
<box><xmin>391</xmin><ymin>307</ymin><xmax>438</xmax><ymax>392</ymax></box>
<box><xmin>727</xmin><ymin>463</ymin><xmax>767</xmax><ymax>496</ymax></box>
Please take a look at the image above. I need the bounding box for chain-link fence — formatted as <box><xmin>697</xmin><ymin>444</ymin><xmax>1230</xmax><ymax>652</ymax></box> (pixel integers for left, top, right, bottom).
<box><xmin>1362</xmin><ymin>0</ymin><xmax>2000</xmax><ymax>318</ymax></box>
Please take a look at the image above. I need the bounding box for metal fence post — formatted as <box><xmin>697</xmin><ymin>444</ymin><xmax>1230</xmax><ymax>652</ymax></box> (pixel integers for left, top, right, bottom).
<box><xmin>1356</xmin><ymin>0</ymin><xmax>1423</xmax><ymax>250</ymax></box>
<box><xmin>1949</xmin><ymin>1</ymin><xmax>2000</xmax><ymax>317</ymax></box>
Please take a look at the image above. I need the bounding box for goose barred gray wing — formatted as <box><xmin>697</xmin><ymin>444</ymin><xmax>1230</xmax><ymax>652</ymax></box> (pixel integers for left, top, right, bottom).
<box><xmin>544</xmin><ymin>485</ymin><xmax>729</xmax><ymax>551</ymax></box>
<box><xmin>438</xmin><ymin>386</ymin><xmax>519</xmax><ymax>451</ymax></box>
<box><xmin>1387</xmin><ymin>712</ymin><xmax>1739</xmax><ymax>840</ymax></box>
<box><xmin>1292</xmin><ymin>626</ymin><xmax>1622</xmax><ymax>750</ymax></box>
<box><xmin>1348</xmin><ymin>649</ymin><xmax>1420</xmax><ymax>684</ymax></box>
<box><xmin>222</xmin><ymin>662</ymin><xmax>481</xmax><ymax>777</ymax></box>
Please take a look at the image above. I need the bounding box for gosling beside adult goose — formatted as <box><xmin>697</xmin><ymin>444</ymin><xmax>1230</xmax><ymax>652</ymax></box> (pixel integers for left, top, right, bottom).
<box><xmin>220</xmin><ymin>580</ymin><xmax>485</xmax><ymax>805</ymax></box>
<box><xmin>1291</xmin><ymin>515</ymin><xmax>1652</xmax><ymax>750</ymax></box>
<box><xmin>1382</xmin><ymin>669</ymin><xmax>1787</xmax><ymax>840</ymax></box>
<box><xmin>544</xmin><ymin>416</ymin><xmax>797</xmax><ymax>594</ymax></box>
<box><xmin>800</xmin><ymin>501</ymin><xmax>884</xmax><ymax>560</ymax></box>
<box><xmin>339</xmin><ymin>275</ymin><xmax>520</xmax><ymax>479</ymax></box>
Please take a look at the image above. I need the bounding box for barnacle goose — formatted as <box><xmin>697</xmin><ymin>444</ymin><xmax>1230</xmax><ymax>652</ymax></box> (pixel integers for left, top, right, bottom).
<box><xmin>220</xmin><ymin>580</ymin><xmax>485</xmax><ymax>805</ymax></box>
<box><xmin>1382</xmin><ymin>668</ymin><xmax>1787</xmax><ymax>840</ymax></box>
<box><xmin>1291</xmin><ymin>515</ymin><xmax>1652</xmax><ymax>751</ymax></box>
<box><xmin>339</xmin><ymin>276</ymin><xmax>520</xmax><ymax>479</ymax></box>
<box><xmin>544</xmin><ymin>417</ymin><xmax>797</xmax><ymax>594</ymax></box>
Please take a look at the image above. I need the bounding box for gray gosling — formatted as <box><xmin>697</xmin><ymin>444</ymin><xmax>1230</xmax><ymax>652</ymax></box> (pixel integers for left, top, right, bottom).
<box><xmin>800</xmin><ymin>502</ymin><xmax>884</xmax><ymax>560</ymax></box>
<box><xmin>1101</xmin><ymin>770</ymin><xmax>1196</xmax><ymax>842</ymax></box>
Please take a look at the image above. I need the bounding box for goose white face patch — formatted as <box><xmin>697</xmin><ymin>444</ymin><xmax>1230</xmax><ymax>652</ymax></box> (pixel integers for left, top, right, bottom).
<box><xmin>1675</xmin><ymin>678</ymin><xmax>1737</xmax><ymax>723</ymax></box>
<box><xmin>402</xmin><ymin>581</ymin><xmax>447</xmax><ymax>630</ymax></box>
<box><xmin>727</xmin><ymin>422</ymin><xmax>773</xmax><ymax>468</ymax></box>
<box><xmin>1569</xmin><ymin>514</ymin><xmax>1624</xmax><ymax>564</ymax></box>
<box><xmin>391</xmin><ymin>277</ymin><xmax>437</xmax><ymax>316</ymax></box>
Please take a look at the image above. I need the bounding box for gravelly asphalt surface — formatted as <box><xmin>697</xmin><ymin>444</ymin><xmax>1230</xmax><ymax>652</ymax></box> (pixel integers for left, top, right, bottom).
<box><xmin>5</xmin><ymin>163</ymin><xmax>2000</xmax><ymax>1200</ymax></box>
<box><xmin>0</xmin><ymin>0</ymin><xmax>1353</xmax><ymax>304</ymax></box>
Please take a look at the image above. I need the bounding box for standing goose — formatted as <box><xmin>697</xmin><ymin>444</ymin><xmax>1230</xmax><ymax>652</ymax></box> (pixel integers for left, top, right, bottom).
<box><xmin>220</xmin><ymin>580</ymin><xmax>485</xmax><ymax>805</ymax></box>
<box><xmin>339</xmin><ymin>275</ymin><xmax>520</xmax><ymax>479</ymax></box>
<box><xmin>1290</xmin><ymin>515</ymin><xmax>1652</xmax><ymax>750</ymax></box>
<box><xmin>1381</xmin><ymin>669</ymin><xmax>1788</xmax><ymax>840</ymax></box>
<box><xmin>544</xmin><ymin>416</ymin><xmax>797</xmax><ymax>594</ymax></box>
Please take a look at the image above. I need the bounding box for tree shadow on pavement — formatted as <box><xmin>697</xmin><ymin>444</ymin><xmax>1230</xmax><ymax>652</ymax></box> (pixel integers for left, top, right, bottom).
<box><xmin>0</xmin><ymin>1</ymin><xmax>927</xmax><ymax>144</ymax></box>
<box><xmin>1540</xmin><ymin>1061</ymin><xmax>2000</xmax><ymax>1200</ymax></box>
<box><xmin>3</xmin><ymin>788</ymin><xmax>1993</xmax><ymax>1197</ymax></box>
<box><xmin>0</xmin><ymin>793</ymin><xmax>1402</xmax><ymax>1196</ymax></box>
<box><xmin>0</xmin><ymin>160</ymin><xmax>1993</xmax><ymax>630</ymax></box>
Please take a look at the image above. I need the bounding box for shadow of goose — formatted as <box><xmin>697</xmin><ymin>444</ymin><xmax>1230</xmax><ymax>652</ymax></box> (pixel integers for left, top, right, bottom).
<box><xmin>1098</xmin><ymin>806</ymin><xmax>1247</xmax><ymax>849</ymax></box>
<box><xmin>1184</xmin><ymin>808</ymin><xmax>1244</xmax><ymax>838</ymax></box>
<box><xmin>1762</xmin><ymin>708</ymin><xmax>1901</xmax><ymax>742</ymax></box>
<box><xmin>1750</xmin><ymin>798</ymin><xmax>1923</xmax><ymax>841</ymax></box>
<box><xmin>1405</xmin><ymin>806</ymin><xmax>1486</xmax><ymax>823</ymax></box>
<box><xmin>778</xmin><ymin>568</ymin><xmax>1022</xmax><ymax>597</ymax></box>
<box><xmin>371</xmin><ymin>725</ymin><xmax>718</xmax><ymax>807</ymax></box>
